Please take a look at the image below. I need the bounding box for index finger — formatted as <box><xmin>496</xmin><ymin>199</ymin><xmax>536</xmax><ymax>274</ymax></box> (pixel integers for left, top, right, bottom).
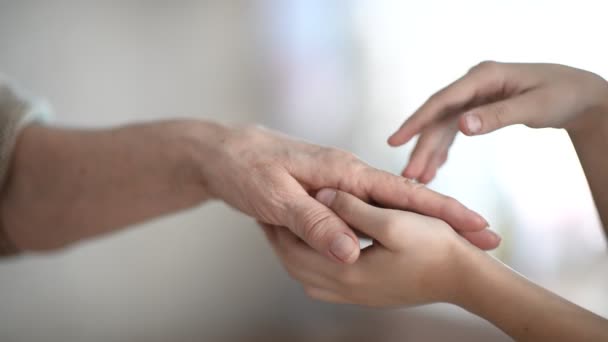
<box><xmin>360</xmin><ymin>168</ymin><xmax>489</xmax><ymax>233</ymax></box>
<box><xmin>388</xmin><ymin>61</ymin><xmax>505</xmax><ymax>146</ymax></box>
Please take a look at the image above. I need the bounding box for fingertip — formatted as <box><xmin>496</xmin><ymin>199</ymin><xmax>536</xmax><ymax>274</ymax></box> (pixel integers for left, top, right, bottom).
<box><xmin>461</xmin><ymin>211</ymin><xmax>490</xmax><ymax>232</ymax></box>
<box><xmin>329</xmin><ymin>233</ymin><xmax>360</xmax><ymax>264</ymax></box>
<box><xmin>388</xmin><ymin>132</ymin><xmax>409</xmax><ymax>147</ymax></box>
<box><xmin>342</xmin><ymin>248</ymin><xmax>360</xmax><ymax>264</ymax></box>
<box><xmin>460</xmin><ymin>229</ymin><xmax>501</xmax><ymax>250</ymax></box>
<box><xmin>458</xmin><ymin>116</ymin><xmax>471</xmax><ymax>136</ymax></box>
<box><xmin>387</xmin><ymin>135</ymin><xmax>398</xmax><ymax>146</ymax></box>
<box><xmin>316</xmin><ymin>188</ymin><xmax>337</xmax><ymax>207</ymax></box>
<box><xmin>481</xmin><ymin>229</ymin><xmax>502</xmax><ymax>250</ymax></box>
<box><xmin>418</xmin><ymin>167</ymin><xmax>437</xmax><ymax>184</ymax></box>
<box><xmin>488</xmin><ymin>229</ymin><xmax>502</xmax><ymax>249</ymax></box>
<box><xmin>460</xmin><ymin>113</ymin><xmax>482</xmax><ymax>136</ymax></box>
<box><xmin>401</xmin><ymin>166</ymin><xmax>415</xmax><ymax>179</ymax></box>
<box><xmin>404</xmin><ymin>161</ymin><xmax>425</xmax><ymax>181</ymax></box>
<box><xmin>475</xmin><ymin>214</ymin><xmax>490</xmax><ymax>229</ymax></box>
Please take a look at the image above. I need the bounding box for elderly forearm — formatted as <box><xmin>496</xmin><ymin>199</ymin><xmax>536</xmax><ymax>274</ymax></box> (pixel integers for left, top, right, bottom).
<box><xmin>0</xmin><ymin>119</ymin><xmax>226</xmax><ymax>252</ymax></box>
<box><xmin>452</xmin><ymin>245</ymin><xmax>608</xmax><ymax>341</ymax></box>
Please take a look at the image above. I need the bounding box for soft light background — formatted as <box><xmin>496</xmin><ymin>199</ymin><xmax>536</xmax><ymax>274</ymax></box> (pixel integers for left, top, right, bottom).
<box><xmin>0</xmin><ymin>1</ymin><xmax>606</xmax><ymax>341</ymax></box>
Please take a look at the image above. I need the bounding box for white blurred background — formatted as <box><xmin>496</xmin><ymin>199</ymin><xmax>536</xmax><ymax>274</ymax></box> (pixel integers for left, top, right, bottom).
<box><xmin>0</xmin><ymin>1</ymin><xmax>606</xmax><ymax>341</ymax></box>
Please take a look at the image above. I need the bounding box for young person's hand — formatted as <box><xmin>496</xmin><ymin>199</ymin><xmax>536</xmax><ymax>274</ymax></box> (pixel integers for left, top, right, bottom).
<box><xmin>260</xmin><ymin>188</ymin><xmax>469</xmax><ymax>307</ymax></box>
<box><xmin>262</xmin><ymin>188</ymin><xmax>608</xmax><ymax>342</ymax></box>
<box><xmin>388</xmin><ymin>62</ymin><xmax>608</xmax><ymax>183</ymax></box>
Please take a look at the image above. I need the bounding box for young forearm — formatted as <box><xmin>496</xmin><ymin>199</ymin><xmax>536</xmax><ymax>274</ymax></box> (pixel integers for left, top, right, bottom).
<box><xmin>452</xmin><ymin>244</ymin><xmax>608</xmax><ymax>341</ymax></box>
<box><xmin>0</xmin><ymin>119</ymin><xmax>226</xmax><ymax>251</ymax></box>
<box><xmin>568</xmin><ymin>110</ymin><xmax>608</xmax><ymax>236</ymax></box>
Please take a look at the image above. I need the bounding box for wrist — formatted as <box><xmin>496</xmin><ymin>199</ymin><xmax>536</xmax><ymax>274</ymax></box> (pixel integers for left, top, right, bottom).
<box><xmin>425</xmin><ymin>235</ymin><xmax>479</xmax><ymax>304</ymax></box>
<box><xmin>568</xmin><ymin>75</ymin><xmax>608</xmax><ymax>139</ymax></box>
<box><xmin>441</xmin><ymin>238</ymin><xmax>488</xmax><ymax>306</ymax></box>
<box><xmin>173</xmin><ymin>119</ymin><xmax>231</xmax><ymax>201</ymax></box>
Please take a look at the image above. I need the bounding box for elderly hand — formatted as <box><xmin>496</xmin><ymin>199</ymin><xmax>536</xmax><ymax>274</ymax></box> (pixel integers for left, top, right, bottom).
<box><xmin>388</xmin><ymin>62</ymin><xmax>608</xmax><ymax>183</ymax></box>
<box><xmin>204</xmin><ymin>124</ymin><xmax>498</xmax><ymax>263</ymax></box>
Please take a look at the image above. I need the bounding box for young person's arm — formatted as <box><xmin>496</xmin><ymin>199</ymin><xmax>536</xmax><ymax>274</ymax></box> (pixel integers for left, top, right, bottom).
<box><xmin>262</xmin><ymin>189</ymin><xmax>608</xmax><ymax>341</ymax></box>
<box><xmin>454</xmin><ymin>242</ymin><xmax>608</xmax><ymax>341</ymax></box>
<box><xmin>569</xmin><ymin>111</ymin><xmax>608</xmax><ymax>235</ymax></box>
<box><xmin>388</xmin><ymin>62</ymin><xmax>608</xmax><ymax>235</ymax></box>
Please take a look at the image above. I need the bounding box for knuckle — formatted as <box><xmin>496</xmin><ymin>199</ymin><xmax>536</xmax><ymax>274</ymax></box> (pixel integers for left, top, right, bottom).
<box><xmin>427</xmin><ymin>91</ymin><xmax>447</xmax><ymax>108</ymax></box>
<box><xmin>471</xmin><ymin>60</ymin><xmax>499</xmax><ymax>74</ymax></box>
<box><xmin>428</xmin><ymin>91</ymin><xmax>442</xmax><ymax>102</ymax></box>
<box><xmin>470</xmin><ymin>61</ymin><xmax>506</xmax><ymax>88</ymax></box>
<box><xmin>403</xmin><ymin>177</ymin><xmax>426</xmax><ymax>197</ymax></box>
<box><xmin>297</xmin><ymin>209</ymin><xmax>334</xmax><ymax>245</ymax></box>
<box><xmin>329</xmin><ymin>191</ymin><xmax>351</xmax><ymax>215</ymax></box>
<box><xmin>249</xmin><ymin>179</ymin><xmax>291</xmax><ymax>222</ymax></box>
<box><xmin>344</xmin><ymin>165</ymin><xmax>373</xmax><ymax>194</ymax></box>
<box><xmin>490</xmin><ymin>102</ymin><xmax>508</xmax><ymax>128</ymax></box>
<box><xmin>324</xmin><ymin>148</ymin><xmax>360</xmax><ymax>166</ymax></box>
<box><xmin>380</xmin><ymin>218</ymin><xmax>401</xmax><ymax>241</ymax></box>
<box><xmin>438</xmin><ymin>195</ymin><xmax>459</xmax><ymax>218</ymax></box>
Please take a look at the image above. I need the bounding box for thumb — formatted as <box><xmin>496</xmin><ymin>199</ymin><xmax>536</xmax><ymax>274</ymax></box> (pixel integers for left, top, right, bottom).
<box><xmin>288</xmin><ymin>194</ymin><xmax>360</xmax><ymax>264</ymax></box>
<box><xmin>460</xmin><ymin>92</ymin><xmax>538</xmax><ymax>135</ymax></box>
<box><xmin>316</xmin><ymin>188</ymin><xmax>398</xmax><ymax>249</ymax></box>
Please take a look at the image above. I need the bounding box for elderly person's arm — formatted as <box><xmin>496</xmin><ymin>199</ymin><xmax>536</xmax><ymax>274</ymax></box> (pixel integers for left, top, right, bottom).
<box><xmin>0</xmin><ymin>81</ymin><xmax>498</xmax><ymax>258</ymax></box>
<box><xmin>0</xmin><ymin>121</ymin><xmax>215</xmax><ymax>252</ymax></box>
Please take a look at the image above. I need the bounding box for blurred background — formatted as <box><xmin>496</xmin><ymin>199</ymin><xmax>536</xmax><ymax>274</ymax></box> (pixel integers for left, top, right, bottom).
<box><xmin>0</xmin><ymin>0</ymin><xmax>607</xmax><ymax>341</ymax></box>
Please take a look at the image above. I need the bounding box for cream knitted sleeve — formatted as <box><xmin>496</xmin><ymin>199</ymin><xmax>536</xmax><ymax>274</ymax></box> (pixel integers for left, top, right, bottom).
<box><xmin>0</xmin><ymin>77</ymin><xmax>52</xmax><ymax>255</ymax></box>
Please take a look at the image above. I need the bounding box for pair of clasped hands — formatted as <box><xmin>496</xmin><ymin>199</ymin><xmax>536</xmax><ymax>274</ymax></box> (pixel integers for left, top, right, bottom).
<box><xmin>253</xmin><ymin>62</ymin><xmax>608</xmax><ymax>308</ymax></box>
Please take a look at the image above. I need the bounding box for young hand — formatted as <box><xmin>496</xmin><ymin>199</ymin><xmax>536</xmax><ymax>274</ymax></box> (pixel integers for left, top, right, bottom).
<box><xmin>388</xmin><ymin>62</ymin><xmax>608</xmax><ymax>183</ymax></box>
<box><xmin>260</xmin><ymin>188</ymin><xmax>470</xmax><ymax>307</ymax></box>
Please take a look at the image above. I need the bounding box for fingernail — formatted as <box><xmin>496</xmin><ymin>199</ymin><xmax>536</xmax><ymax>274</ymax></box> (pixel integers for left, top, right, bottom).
<box><xmin>316</xmin><ymin>189</ymin><xmax>337</xmax><ymax>206</ymax></box>
<box><xmin>475</xmin><ymin>214</ymin><xmax>489</xmax><ymax>227</ymax></box>
<box><xmin>486</xmin><ymin>226</ymin><xmax>502</xmax><ymax>243</ymax></box>
<box><xmin>464</xmin><ymin>113</ymin><xmax>481</xmax><ymax>134</ymax></box>
<box><xmin>330</xmin><ymin>233</ymin><xmax>358</xmax><ymax>262</ymax></box>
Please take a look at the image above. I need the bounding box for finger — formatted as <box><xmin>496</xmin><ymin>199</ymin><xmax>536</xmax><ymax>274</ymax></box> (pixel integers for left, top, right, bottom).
<box><xmin>304</xmin><ymin>286</ymin><xmax>349</xmax><ymax>304</ymax></box>
<box><xmin>388</xmin><ymin>61</ymin><xmax>506</xmax><ymax>146</ymax></box>
<box><xmin>417</xmin><ymin>162</ymin><xmax>438</xmax><ymax>185</ymax></box>
<box><xmin>273</xmin><ymin>227</ymin><xmax>344</xmax><ymax>287</ymax></box>
<box><xmin>316</xmin><ymin>189</ymin><xmax>401</xmax><ymax>249</ymax></box>
<box><xmin>286</xmin><ymin>195</ymin><xmax>360</xmax><ymax>264</ymax></box>
<box><xmin>403</xmin><ymin>118</ymin><xmax>458</xmax><ymax>181</ymax></box>
<box><xmin>401</xmin><ymin>132</ymin><xmax>436</xmax><ymax>180</ymax></box>
<box><xmin>358</xmin><ymin>170</ymin><xmax>489</xmax><ymax>232</ymax></box>
<box><xmin>459</xmin><ymin>229</ymin><xmax>502</xmax><ymax>250</ymax></box>
<box><xmin>459</xmin><ymin>91</ymin><xmax>541</xmax><ymax>136</ymax></box>
<box><xmin>417</xmin><ymin>149</ymin><xmax>447</xmax><ymax>184</ymax></box>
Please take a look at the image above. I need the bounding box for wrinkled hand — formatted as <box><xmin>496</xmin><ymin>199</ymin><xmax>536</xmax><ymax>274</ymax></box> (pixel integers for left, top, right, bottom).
<box><xmin>260</xmin><ymin>189</ymin><xmax>470</xmax><ymax>307</ymax></box>
<box><xmin>205</xmin><ymin>125</ymin><xmax>498</xmax><ymax>264</ymax></box>
<box><xmin>388</xmin><ymin>61</ymin><xmax>608</xmax><ymax>183</ymax></box>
